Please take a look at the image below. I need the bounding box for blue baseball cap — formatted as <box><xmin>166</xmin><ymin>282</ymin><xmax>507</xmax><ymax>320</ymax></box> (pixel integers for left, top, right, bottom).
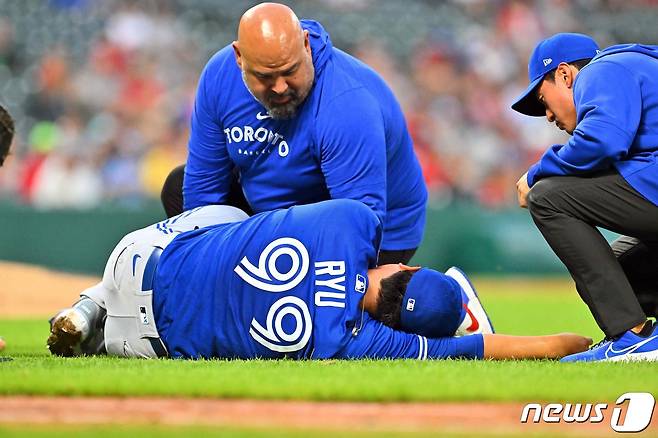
<box><xmin>512</xmin><ymin>33</ymin><xmax>600</xmax><ymax>116</ymax></box>
<box><xmin>399</xmin><ymin>268</ymin><xmax>465</xmax><ymax>338</ymax></box>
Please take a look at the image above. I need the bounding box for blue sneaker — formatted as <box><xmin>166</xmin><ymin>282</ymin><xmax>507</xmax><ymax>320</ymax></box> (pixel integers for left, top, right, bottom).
<box><xmin>445</xmin><ymin>266</ymin><xmax>495</xmax><ymax>336</ymax></box>
<box><xmin>561</xmin><ymin>321</ymin><xmax>658</xmax><ymax>362</ymax></box>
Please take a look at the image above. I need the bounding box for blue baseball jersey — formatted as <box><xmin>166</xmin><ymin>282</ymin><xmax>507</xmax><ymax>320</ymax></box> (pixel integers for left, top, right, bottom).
<box><xmin>153</xmin><ymin>200</ymin><xmax>483</xmax><ymax>360</ymax></box>
<box><xmin>527</xmin><ymin>44</ymin><xmax>658</xmax><ymax>207</ymax></box>
<box><xmin>184</xmin><ymin>20</ymin><xmax>427</xmax><ymax>251</ymax></box>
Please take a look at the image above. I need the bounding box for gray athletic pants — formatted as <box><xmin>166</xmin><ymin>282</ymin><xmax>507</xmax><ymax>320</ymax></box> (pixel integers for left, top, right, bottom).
<box><xmin>82</xmin><ymin>205</ymin><xmax>250</xmax><ymax>358</ymax></box>
<box><xmin>527</xmin><ymin>171</ymin><xmax>658</xmax><ymax>338</ymax></box>
<box><xmin>82</xmin><ymin>242</ymin><xmax>170</xmax><ymax>358</ymax></box>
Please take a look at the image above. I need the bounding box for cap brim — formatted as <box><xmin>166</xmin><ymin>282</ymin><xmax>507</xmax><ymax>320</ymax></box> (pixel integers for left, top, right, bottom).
<box><xmin>511</xmin><ymin>76</ymin><xmax>545</xmax><ymax>117</ymax></box>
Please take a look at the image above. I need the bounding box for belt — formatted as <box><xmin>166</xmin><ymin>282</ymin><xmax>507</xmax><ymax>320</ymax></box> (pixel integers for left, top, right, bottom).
<box><xmin>141</xmin><ymin>246</ymin><xmax>163</xmax><ymax>292</ymax></box>
<box><xmin>143</xmin><ymin>246</ymin><xmax>168</xmax><ymax>358</ymax></box>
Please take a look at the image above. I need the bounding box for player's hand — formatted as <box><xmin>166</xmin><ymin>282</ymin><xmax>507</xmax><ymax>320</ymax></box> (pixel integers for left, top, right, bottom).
<box><xmin>550</xmin><ymin>333</ymin><xmax>593</xmax><ymax>357</ymax></box>
<box><xmin>516</xmin><ymin>172</ymin><xmax>530</xmax><ymax>208</ymax></box>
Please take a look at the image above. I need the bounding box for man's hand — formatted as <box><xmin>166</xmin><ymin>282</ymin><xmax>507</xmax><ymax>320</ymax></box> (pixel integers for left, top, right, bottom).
<box><xmin>549</xmin><ymin>333</ymin><xmax>593</xmax><ymax>357</ymax></box>
<box><xmin>516</xmin><ymin>172</ymin><xmax>530</xmax><ymax>208</ymax></box>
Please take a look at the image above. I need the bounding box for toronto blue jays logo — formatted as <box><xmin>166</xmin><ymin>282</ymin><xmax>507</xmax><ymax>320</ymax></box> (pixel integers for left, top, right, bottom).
<box><xmin>224</xmin><ymin>124</ymin><xmax>290</xmax><ymax>157</ymax></box>
<box><xmin>234</xmin><ymin>237</ymin><xmax>309</xmax><ymax>292</ymax></box>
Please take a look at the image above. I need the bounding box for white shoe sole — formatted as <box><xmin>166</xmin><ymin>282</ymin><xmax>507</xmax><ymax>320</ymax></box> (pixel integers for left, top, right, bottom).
<box><xmin>603</xmin><ymin>349</ymin><xmax>658</xmax><ymax>362</ymax></box>
<box><xmin>446</xmin><ymin>267</ymin><xmax>495</xmax><ymax>336</ymax></box>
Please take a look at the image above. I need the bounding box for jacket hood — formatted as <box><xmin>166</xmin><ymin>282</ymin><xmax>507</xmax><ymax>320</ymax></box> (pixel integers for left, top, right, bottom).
<box><xmin>301</xmin><ymin>20</ymin><xmax>332</xmax><ymax>72</ymax></box>
<box><xmin>594</xmin><ymin>44</ymin><xmax>658</xmax><ymax>61</ymax></box>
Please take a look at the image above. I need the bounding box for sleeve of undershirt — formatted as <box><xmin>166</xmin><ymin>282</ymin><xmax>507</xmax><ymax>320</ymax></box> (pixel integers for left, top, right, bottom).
<box><xmin>335</xmin><ymin>314</ymin><xmax>484</xmax><ymax>360</ymax></box>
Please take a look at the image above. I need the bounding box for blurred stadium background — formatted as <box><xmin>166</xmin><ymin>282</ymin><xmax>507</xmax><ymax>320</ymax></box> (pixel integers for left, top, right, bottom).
<box><xmin>1</xmin><ymin>0</ymin><xmax>653</xmax><ymax>275</ymax></box>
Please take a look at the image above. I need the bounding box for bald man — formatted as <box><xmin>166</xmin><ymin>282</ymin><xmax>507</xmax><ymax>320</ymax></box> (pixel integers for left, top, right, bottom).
<box><xmin>161</xmin><ymin>3</ymin><xmax>428</xmax><ymax>265</ymax></box>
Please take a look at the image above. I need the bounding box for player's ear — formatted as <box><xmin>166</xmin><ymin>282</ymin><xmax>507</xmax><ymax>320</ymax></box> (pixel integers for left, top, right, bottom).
<box><xmin>303</xmin><ymin>30</ymin><xmax>311</xmax><ymax>55</ymax></box>
<box><xmin>232</xmin><ymin>41</ymin><xmax>243</xmax><ymax>69</ymax></box>
<box><xmin>557</xmin><ymin>63</ymin><xmax>574</xmax><ymax>88</ymax></box>
<box><xmin>399</xmin><ymin>264</ymin><xmax>421</xmax><ymax>272</ymax></box>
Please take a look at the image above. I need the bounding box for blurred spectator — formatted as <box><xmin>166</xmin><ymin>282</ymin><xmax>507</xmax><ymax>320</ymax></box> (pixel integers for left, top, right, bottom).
<box><xmin>0</xmin><ymin>18</ymin><xmax>22</xmax><ymax>74</ymax></box>
<box><xmin>0</xmin><ymin>0</ymin><xmax>652</xmax><ymax>209</ymax></box>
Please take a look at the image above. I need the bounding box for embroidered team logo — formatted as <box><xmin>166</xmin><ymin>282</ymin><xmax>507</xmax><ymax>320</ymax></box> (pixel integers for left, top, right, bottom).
<box><xmin>355</xmin><ymin>274</ymin><xmax>366</xmax><ymax>294</ymax></box>
<box><xmin>234</xmin><ymin>237</ymin><xmax>310</xmax><ymax>292</ymax></box>
<box><xmin>250</xmin><ymin>296</ymin><xmax>312</xmax><ymax>353</ymax></box>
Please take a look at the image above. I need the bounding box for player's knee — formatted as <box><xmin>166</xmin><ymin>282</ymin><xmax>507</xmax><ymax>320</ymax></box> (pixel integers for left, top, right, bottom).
<box><xmin>162</xmin><ymin>165</ymin><xmax>184</xmax><ymax>195</ymax></box>
<box><xmin>161</xmin><ymin>165</ymin><xmax>185</xmax><ymax>217</ymax></box>
<box><xmin>526</xmin><ymin>178</ymin><xmax>561</xmax><ymax>215</ymax></box>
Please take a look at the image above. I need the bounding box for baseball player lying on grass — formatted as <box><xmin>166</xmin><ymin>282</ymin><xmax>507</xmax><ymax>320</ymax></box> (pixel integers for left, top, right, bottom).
<box><xmin>47</xmin><ymin>200</ymin><xmax>591</xmax><ymax>360</ymax></box>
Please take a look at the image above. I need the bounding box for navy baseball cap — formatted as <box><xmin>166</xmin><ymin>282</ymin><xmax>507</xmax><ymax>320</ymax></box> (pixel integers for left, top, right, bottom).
<box><xmin>512</xmin><ymin>33</ymin><xmax>600</xmax><ymax>116</ymax></box>
<box><xmin>399</xmin><ymin>268</ymin><xmax>464</xmax><ymax>338</ymax></box>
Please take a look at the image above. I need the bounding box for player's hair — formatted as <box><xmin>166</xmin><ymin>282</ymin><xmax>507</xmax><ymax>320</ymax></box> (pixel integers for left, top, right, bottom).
<box><xmin>0</xmin><ymin>104</ymin><xmax>15</xmax><ymax>167</ymax></box>
<box><xmin>374</xmin><ymin>270</ymin><xmax>415</xmax><ymax>330</ymax></box>
<box><xmin>543</xmin><ymin>58</ymin><xmax>593</xmax><ymax>83</ymax></box>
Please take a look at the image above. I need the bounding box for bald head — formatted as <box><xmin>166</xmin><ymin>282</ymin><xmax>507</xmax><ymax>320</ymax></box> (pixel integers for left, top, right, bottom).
<box><xmin>233</xmin><ymin>3</ymin><xmax>315</xmax><ymax>119</ymax></box>
<box><xmin>237</xmin><ymin>3</ymin><xmax>304</xmax><ymax>63</ymax></box>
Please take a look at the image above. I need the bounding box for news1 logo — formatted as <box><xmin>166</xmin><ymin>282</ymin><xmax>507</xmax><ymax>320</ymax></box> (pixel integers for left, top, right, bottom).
<box><xmin>520</xmin><ymin>392</ymin><xmax>655</xmax><ymax>432</ymax></box>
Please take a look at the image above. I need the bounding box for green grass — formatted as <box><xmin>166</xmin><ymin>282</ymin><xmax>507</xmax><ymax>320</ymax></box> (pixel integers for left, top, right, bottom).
<box><xmin>0</xmin><ymin>278</ymin><xmax>656</xmax><ymax>403</ymax></box>
<box><xmin>0</xmin><ymin>425</ymin><xmax>561</xmax><ymax>438</ymax></box>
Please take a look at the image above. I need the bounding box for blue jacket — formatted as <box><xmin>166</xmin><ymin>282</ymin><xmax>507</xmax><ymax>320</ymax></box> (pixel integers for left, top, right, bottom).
<box><xmin>184</xmin><ymin>20</ymin><xmax>427</xmax><ymax>251</ymax></box>
<box><xmin>527</xmin><ymin>44</ymin><xmax>658</xmax><ymax>207</ymax></box>
<box><xmin>153</xmin><ymin>200</ymin><xmax>483</xmax><ymax>360</ymax></box>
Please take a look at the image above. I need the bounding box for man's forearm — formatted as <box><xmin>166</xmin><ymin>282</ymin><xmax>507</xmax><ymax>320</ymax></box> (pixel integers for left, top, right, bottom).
<box><xmin>483</xmin><ymin>333</ymin><xmax>592</xmax><ymax>360</ymax></box>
